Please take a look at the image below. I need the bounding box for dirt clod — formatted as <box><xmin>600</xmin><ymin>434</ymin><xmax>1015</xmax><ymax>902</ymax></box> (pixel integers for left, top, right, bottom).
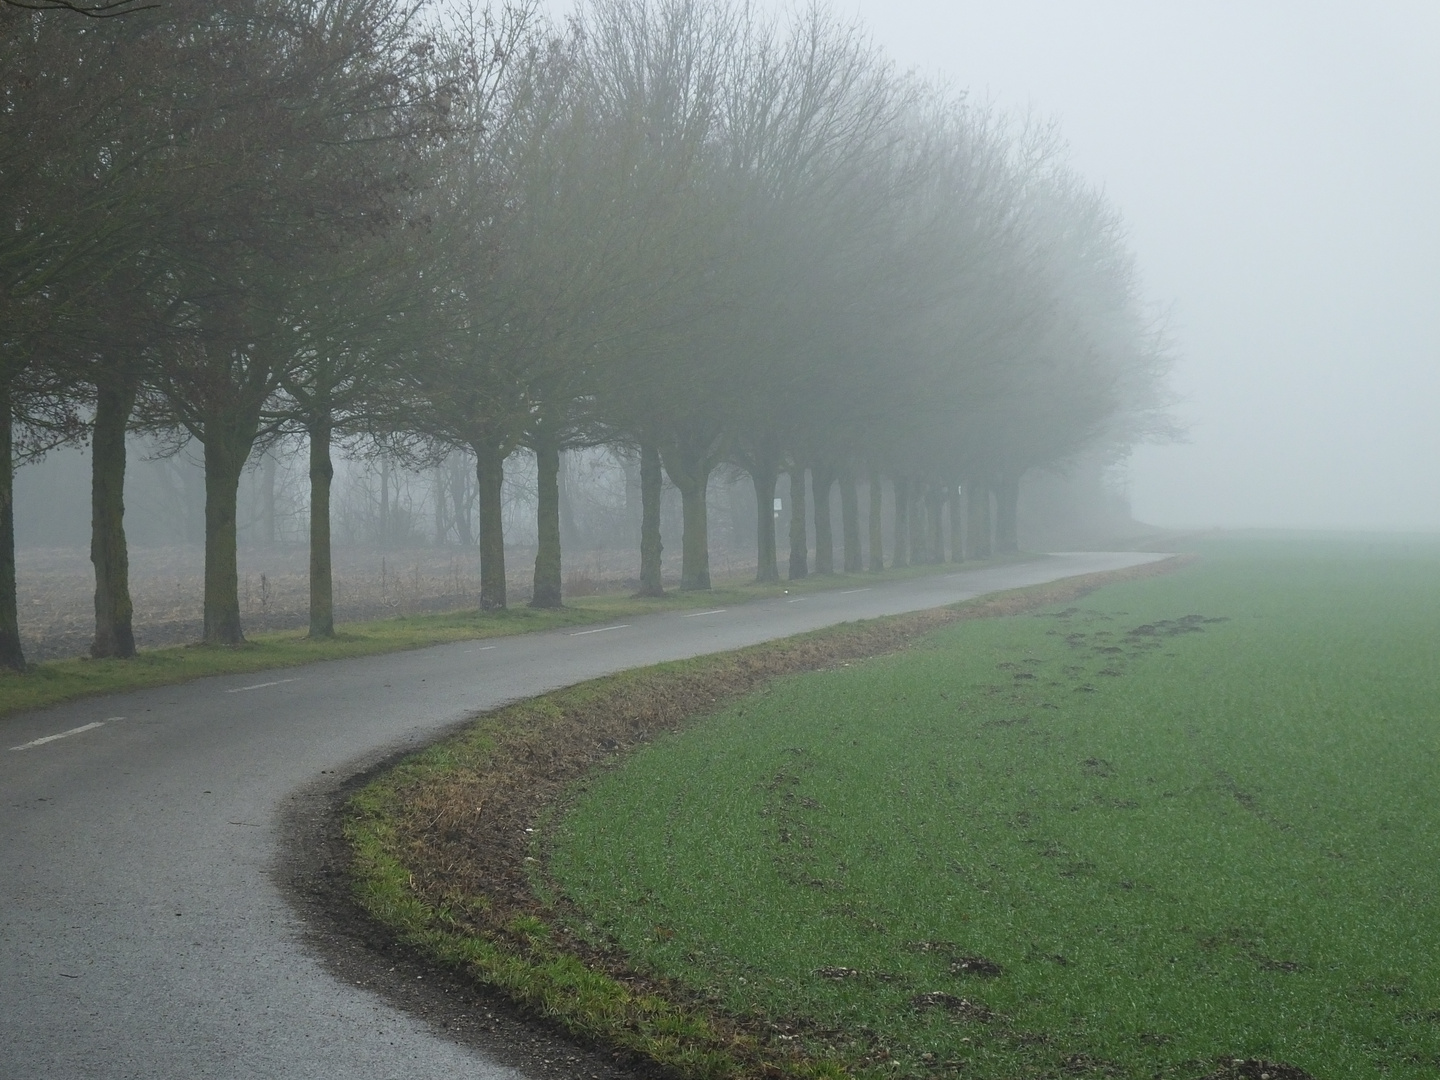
<box><xmin>908</xmin><ymin>992</ymin><xmax>994</xmax><ymax>1022</ymax></box>
<box><xmin>950</xmin><ymin>956</ymin><xmax>1004</xmax><ymax>978</ymax></box>
<box><xmin>1200</xmin><ymin>1060</ymin><xmax>1317</xmax><ymax>1080</ymax></box>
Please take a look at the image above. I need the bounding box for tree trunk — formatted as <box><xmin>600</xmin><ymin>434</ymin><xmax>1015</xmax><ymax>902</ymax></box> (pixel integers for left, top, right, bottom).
<box><xmin>679</xmin><ymin>481</ymin><xmax>709</xmax><ymax>589</ymax></box>
<box><xmin>948</xmin><ymin>482</ymin><xmax>964</xmax><ymax>562</ymax></box>
<box><xmin>202</xmin><ymin>429</ymin><xmax>249</xmax><ymax>645</ymax></box>
<box><xmin>661</xmin><ymin>443</ymin><xmax>712</xmax><ymax>591</ymax></box>
<box><xmin>994</xmin><ymin>472</ymin><xmax>1020</xmax><ymax>554</ymax></box>
<box><xmin>787</xmin><ymin>466</ymin><xmax>808</xmax><ymax>580</ymax></box>
<box><xmin>867</xmin><ymin>468</ymin><xmax>884</xmax><ymax>572</ymax></box>
<box><xmin>927</xmin><ymin>485</ymin><xmax>945</xmax><ymax>564</ymax></box>
<box><xmin>308</xmin><ymin>418</ymin><xmax>335</xmax><ymax>638</ymax></box>
<box><xmin>909</xmin><ymin>482</ymin><xmax>930</xmax><ymax>564</ymax></box>
<box><xmin>474</xmin><ymin>439</ymin><xmax>506</xmax><ymax>609</ymax></box>
<box><xmin>812</xmin><ymin>464</ymin><xmax>835</xmax><ymax>574</ymax></box>
<box><xmin>965</xmin><ymin>479</ymin><xmax>992</xmax><ymax>560</ymax></box>
<box><xmin>892</xmin><ymin>476</ymin><xmax>909</xmax><ymax>569</ymax></box>
<box><xmin>90</xmin><ymin>374</ymin><xmax>137</xmax><ymax>659</ymax></box>
<box><xmin>637</xmin><ymin>440</ymin><xmax>663</xmax><ymax>596</ymax></box>
<box><xmin>531</xmin><ymin>434</ymin><xmax>563</xmax><ymax>608</ymax></box>
<box><xmin>0</xmin><ymin>384</ymin><xmax>24</xmax><ymax>670</ymax></box>
<box><xmin>751</xmin><ymin>461</ymin><xmax>779</xmax><ymax>584</ymax></box>
<box><xmin>840</xmin><ymin>472</ymin><xmax>862</xmax><ymax>573</ymax></box>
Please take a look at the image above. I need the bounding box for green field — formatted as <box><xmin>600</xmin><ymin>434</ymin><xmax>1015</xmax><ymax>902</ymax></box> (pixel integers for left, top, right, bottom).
<box><xmin>548</xmin><ymin>538</ymin><xmax>1440</xmax><ymax>1078</ymax></box>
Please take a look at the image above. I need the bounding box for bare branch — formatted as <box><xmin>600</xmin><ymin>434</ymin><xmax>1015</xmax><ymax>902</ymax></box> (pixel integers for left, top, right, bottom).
<box><xmin>1</xmin><ymin>0</ymin><xmax>158</xmax><ymax>17</ymax></box>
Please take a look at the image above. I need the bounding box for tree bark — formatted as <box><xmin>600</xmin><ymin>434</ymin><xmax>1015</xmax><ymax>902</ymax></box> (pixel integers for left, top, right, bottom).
<box><xmin>812</xmin><ymin>464</ymin><xmax>835</xmax><ymax>574</ymax></box>
<box><xmin>840</xmin><ymin>471</ymin><xmax>862</xmax><ymax>573</ymax></box>
<box><xmin>965</xmin><ymin>479</ymin><xmax>992</xmax><ymax>560</ymax></box>
<box><xmin>751</xmin><ymin>461</ymin><xmax>779</xmax><ymax>584</ymax></box>
<box><xmin>662</xmin><ymin>443</ymin><xmax>712</xmax><ymax>591</ymax></box>
<box><xmin>891</xmin><ymin>476</ymin><xmax>909</xmax><ymax>569</ymax></box>
<box><xmin>474</xmin><ymin>439</ymin><xmax>506</xmax><ymax>609</ymax></box>
<box><xmin>867</xmin><ymin>468</ymin><xmax>884</xmax><ymax>572</ymax></box>
<box><xmin>787</xmin><ymin>466</ymin><xmax>808</xmax><ymax>580</ymax></box>
<box><xmin>308</xmin><ymin>418</ymin><xmax>335</xmax><ymax>638</ymax></box>
<box><xmin>994</xmin><ymin>472</ymin><xmax>1021</xmax><ymax>554</ymax></box>
<box><xmin>531</xmin><ymin>434</ymin><xmax>563</xmax><ymax>608</ymax></box>
<box><xmin>637</xmin><ymin>439</ymin><xmax>663</xmax><ymax>596</ymax></box>
<box><xmin>202</xmin><ymin>429</ymin><xmax>249</xmax><ymax>644</ymax></box>
<box><xmin>0</xmin><ymin>384</ymin><xmax>24</xmax><ymax>670</ymax></box>
<box><xmin>90</xmin><ymin>374</ymin><xmax>137</xmax><ymax>658</ymax></box>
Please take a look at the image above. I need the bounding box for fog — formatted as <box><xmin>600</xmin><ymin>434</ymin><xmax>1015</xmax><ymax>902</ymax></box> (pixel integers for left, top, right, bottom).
<box><xmin>8</xmin><ymin>0</ymin><xmax>1435</xmax><ymax>667</ymax></box>
<box><xmin>743</xmin><ymin>0</ymin><xmax>1440</xmax><ymax>531</ymax></box>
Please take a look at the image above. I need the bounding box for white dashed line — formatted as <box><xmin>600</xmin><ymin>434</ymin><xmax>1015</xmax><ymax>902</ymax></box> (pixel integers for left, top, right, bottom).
<box><xmin>569</xmin><ymin>624</ymin><xmax>631</xmax><ymax>636</ymax></box>
<box><xmin>10</xmin><ymin>718</ymin><xmax>120</xmax><ymax>751</ymax></box>
<box><xmin>468</xmin><ymin>645</ymin><xmax>497</xmax><ymax>653</ymax></box>
<box><xmin>225</xmin><ymin>678</ymin><xmax>301</xmax><ymax>694</ymax></box>
<box><xmin>839</xmin><ymin>588</ymin><xmax>872</xmax><ymax>594</ymax></box>
<box><xmin>786</xmin><ymin>598</ymin><xmax>806</xmax><ymax>603</ymax></box>
<box><xmin>682</xmin><ymin>609</ymin><xmax>728</xmax><ymax>618</ymax></box>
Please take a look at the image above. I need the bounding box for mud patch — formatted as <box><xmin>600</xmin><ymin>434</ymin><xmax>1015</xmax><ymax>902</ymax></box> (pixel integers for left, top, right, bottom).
<box><xmin>1199</xmin><ymin>1059</ymin><xmax>1317</xmax><ymax>1080</ymax></box>
<box><xmin>909</xmin><ymin>991</ymin><xmax>996</xmax><ymax>1022</ymax></box>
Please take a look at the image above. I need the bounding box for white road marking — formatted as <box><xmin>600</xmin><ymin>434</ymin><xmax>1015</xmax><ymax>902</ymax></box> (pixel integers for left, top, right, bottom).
<box><xmin>569</xmin><ymin>624</ymin><xmax>630</xmax><ymax>636</ymax></box>
<box><xmin>786</xmin><ymin>598</ymin><xmax>806</xmax><ymax>603</ymax></box>
<box><xmin>468</xmin><ymin>645</ymin><xmax>497</xmax><ymax>653</ymax></box>
<box><xmin>839</xmin><ymin>587</ymin><xmax>872</xmax><ymax>594</ymax></box>
<box><xmin>10</xmin><ymin>719</ymin><xmax>117</xmax><ymax>751</ymax></box>
<box><xmin>682</xmin><ymin>609</ymin><xmax>727</xmax><ymax>618</ymax></box>
<box><xmin>225</xmin><ymin>678</ymin><xmax>301</xmax><ymax>694</ymax></box>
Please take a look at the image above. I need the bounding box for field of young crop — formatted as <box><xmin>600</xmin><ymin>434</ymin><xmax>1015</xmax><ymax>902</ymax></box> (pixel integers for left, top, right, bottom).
<box><xmin>548</xmin><ymin>537</ymin><xmax>1440</xmax><ymax>1078</ymax></box>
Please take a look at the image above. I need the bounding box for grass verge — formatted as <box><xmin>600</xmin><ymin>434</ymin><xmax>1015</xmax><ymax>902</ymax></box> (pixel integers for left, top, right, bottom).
<box><xmin>342</xmin><ymin>557</ymin><xmax>1183</xmax><ymax>1080</ymax></box>
<box><xmin>0</xmin><ymin>556</ymin><xmax>1021</xmax><ymax>720</ymax></box>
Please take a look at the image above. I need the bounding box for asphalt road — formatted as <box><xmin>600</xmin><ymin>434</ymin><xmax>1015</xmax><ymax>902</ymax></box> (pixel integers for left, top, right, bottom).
<box><xmin>0</xmin><ymin>551</ymin><xmax>1165</xmax><ymax>1080</ymax></box>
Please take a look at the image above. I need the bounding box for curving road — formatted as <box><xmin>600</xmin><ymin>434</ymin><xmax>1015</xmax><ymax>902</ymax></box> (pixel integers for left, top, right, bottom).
<box><xmin>0</xmin><ymin>552</ymin><xmax>1165</xmax><ymax>1080</ymax></box>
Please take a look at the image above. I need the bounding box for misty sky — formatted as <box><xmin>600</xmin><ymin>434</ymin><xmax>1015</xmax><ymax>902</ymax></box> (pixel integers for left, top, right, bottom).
<box><xmin>824</xmin><ymin>1</ymin><xmax>1440</xmax><ymax>532</ymax></box>
<box><xmin>551</xmin><ymin>1</ymin><xmax>1439</xmax><ymax>531</ymax></box>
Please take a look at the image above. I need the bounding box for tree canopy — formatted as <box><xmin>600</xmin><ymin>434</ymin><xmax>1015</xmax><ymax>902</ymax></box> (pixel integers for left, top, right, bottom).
<box><xmin>0</xmin><ymin>0</ymin><xmax>1172</xmax><ymax>664</ymax></box>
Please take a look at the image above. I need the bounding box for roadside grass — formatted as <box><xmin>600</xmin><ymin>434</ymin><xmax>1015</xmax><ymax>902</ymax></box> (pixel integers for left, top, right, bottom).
<box><xmin>548</xmin><ymin>537</ymin><xmax>1440</xmax><ymax>1078</ymax></box>
<box><xmin>340</xmin><ymin>560</ymin><xmax>1181</xmax><ymax>1080</ymax></box>
<box><xmin>0</xmin><ymin>556</ymin><xmax>1009</xmax><ymax>719</ymax></box>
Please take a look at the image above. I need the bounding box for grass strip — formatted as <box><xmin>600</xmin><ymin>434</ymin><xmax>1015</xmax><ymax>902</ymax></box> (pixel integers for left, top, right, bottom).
<box><xmin>343</xmin><ymin>557</ymin><xmax>1183</xmax><ymax>1080</ymax></box>
<box><xmin>0</xmin><ymin>557</ymin><xmax>1018</xmax><ymax>720</ymax></box>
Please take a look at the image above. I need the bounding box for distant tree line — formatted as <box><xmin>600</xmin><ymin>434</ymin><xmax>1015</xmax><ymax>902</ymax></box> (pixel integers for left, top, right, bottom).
<box><xmin>0</xmin><ymin>0</ymin><xmax>1171</xmax><ymax>667</ymax></box>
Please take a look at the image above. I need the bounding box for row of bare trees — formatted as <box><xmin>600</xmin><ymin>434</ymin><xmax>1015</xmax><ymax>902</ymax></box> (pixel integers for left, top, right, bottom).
<box><xmin>0</xmin><ymin>0</ymin><xmax>1170</xmax><ymax>669</ymax></box>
